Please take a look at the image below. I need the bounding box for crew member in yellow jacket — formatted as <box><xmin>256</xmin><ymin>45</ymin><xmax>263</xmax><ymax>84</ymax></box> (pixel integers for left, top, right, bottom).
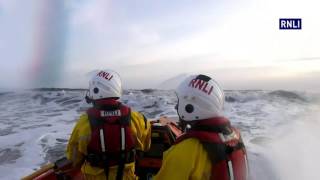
<box><xmin>154</xmin><ymin>74</ymin><xmax>248</xmax><ymax>180</ymax></box>
<box><xmin>66</xmin><ymin>69</ymin><xmax>151</xmax><ymax>180</ymax></box>
<box><xmin>154</xmin><ymin>137</ymin><xmax>212</xmax><ymax>179</ymax></box>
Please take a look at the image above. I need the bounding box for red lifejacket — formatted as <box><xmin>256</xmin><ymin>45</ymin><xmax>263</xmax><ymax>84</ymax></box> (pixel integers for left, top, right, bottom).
<box><xmin>175</xmin><ymin>117</ymin><xmax>249</xmax><ymax>180</ymax></box>
<box><xmin>86</xmin><ymin>99</ymin><xmax>136</xmax><ymax>169</ymax></box>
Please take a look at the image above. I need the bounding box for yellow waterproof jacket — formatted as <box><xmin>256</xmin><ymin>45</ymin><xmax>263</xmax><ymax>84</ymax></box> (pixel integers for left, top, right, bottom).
<box><xmin>66</xmin><ymin>111</ymin><xmax>151</xmax><ymax>180</ymax></box>
<box><xmin>154</xmin><ymin>138</ymin><xmax>212</xmax><ymax>180</ymax></box>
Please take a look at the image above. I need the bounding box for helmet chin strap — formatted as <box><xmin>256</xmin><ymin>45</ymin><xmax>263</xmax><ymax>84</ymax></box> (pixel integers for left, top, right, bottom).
<box><xmin>176</xmin><ymin>100</ymin><xmax>187</xmax><ymax>132</ymax></box>
<box><xmin>178</xmin><ymin>119</ymin><xmax>187</xmax><ymax>132</ymax></box>
<box><xmin>85</xmin><ymin>90</ymin><xmax>93</xmax><ymax>104</ymax></box>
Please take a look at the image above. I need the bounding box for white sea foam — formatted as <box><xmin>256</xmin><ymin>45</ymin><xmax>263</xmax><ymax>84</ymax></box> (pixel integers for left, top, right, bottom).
<box><xmin>0</xmin><ymin>89</ymin><xmax>319</xmax><ymax>179</ymax></box>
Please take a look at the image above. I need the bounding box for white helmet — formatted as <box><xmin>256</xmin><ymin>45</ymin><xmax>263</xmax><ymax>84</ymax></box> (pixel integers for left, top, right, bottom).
<box><xmin>175</xmin><ymin>74</ymin><xmax>225</xmax><ymax>121</ymax></box>
<box><xmin>87</xmin><ymin>69</ymin><xmax>122</xmax><ymax>100</ymax></box>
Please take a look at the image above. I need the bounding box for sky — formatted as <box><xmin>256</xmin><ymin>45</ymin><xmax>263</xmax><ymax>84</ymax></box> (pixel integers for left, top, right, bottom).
<box><xmin>0</xmin><ymin>0</ymin><xmax>320</xmax><ymax>91</ymax></box>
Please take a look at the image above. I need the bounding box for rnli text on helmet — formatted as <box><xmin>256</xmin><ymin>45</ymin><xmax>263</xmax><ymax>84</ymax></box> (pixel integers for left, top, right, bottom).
<box><xmin>189</xmin><ymin>79</ymin><xmax>214</xmax><ymax>95</ymax></box>
<box><xmin>97</xmin><ymin>71</ymin><xmax>113</xmax><ymax>81</ymax></box>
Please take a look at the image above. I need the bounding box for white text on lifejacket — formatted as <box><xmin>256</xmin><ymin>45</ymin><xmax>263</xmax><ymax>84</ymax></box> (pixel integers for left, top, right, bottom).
<box><xmin>100</xmin><ymin>110</ymin><xmax>121</xmax><ymax>117</ymax></box>
<box><xmin>97</xmin><ymin>71</ymin><xmax>113</xmax><ymax>80</ymax></box>
<box><xmin>189</xmin><ymin>79</ymin><xmax>213</xmax><ymax>95</ymax></box>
